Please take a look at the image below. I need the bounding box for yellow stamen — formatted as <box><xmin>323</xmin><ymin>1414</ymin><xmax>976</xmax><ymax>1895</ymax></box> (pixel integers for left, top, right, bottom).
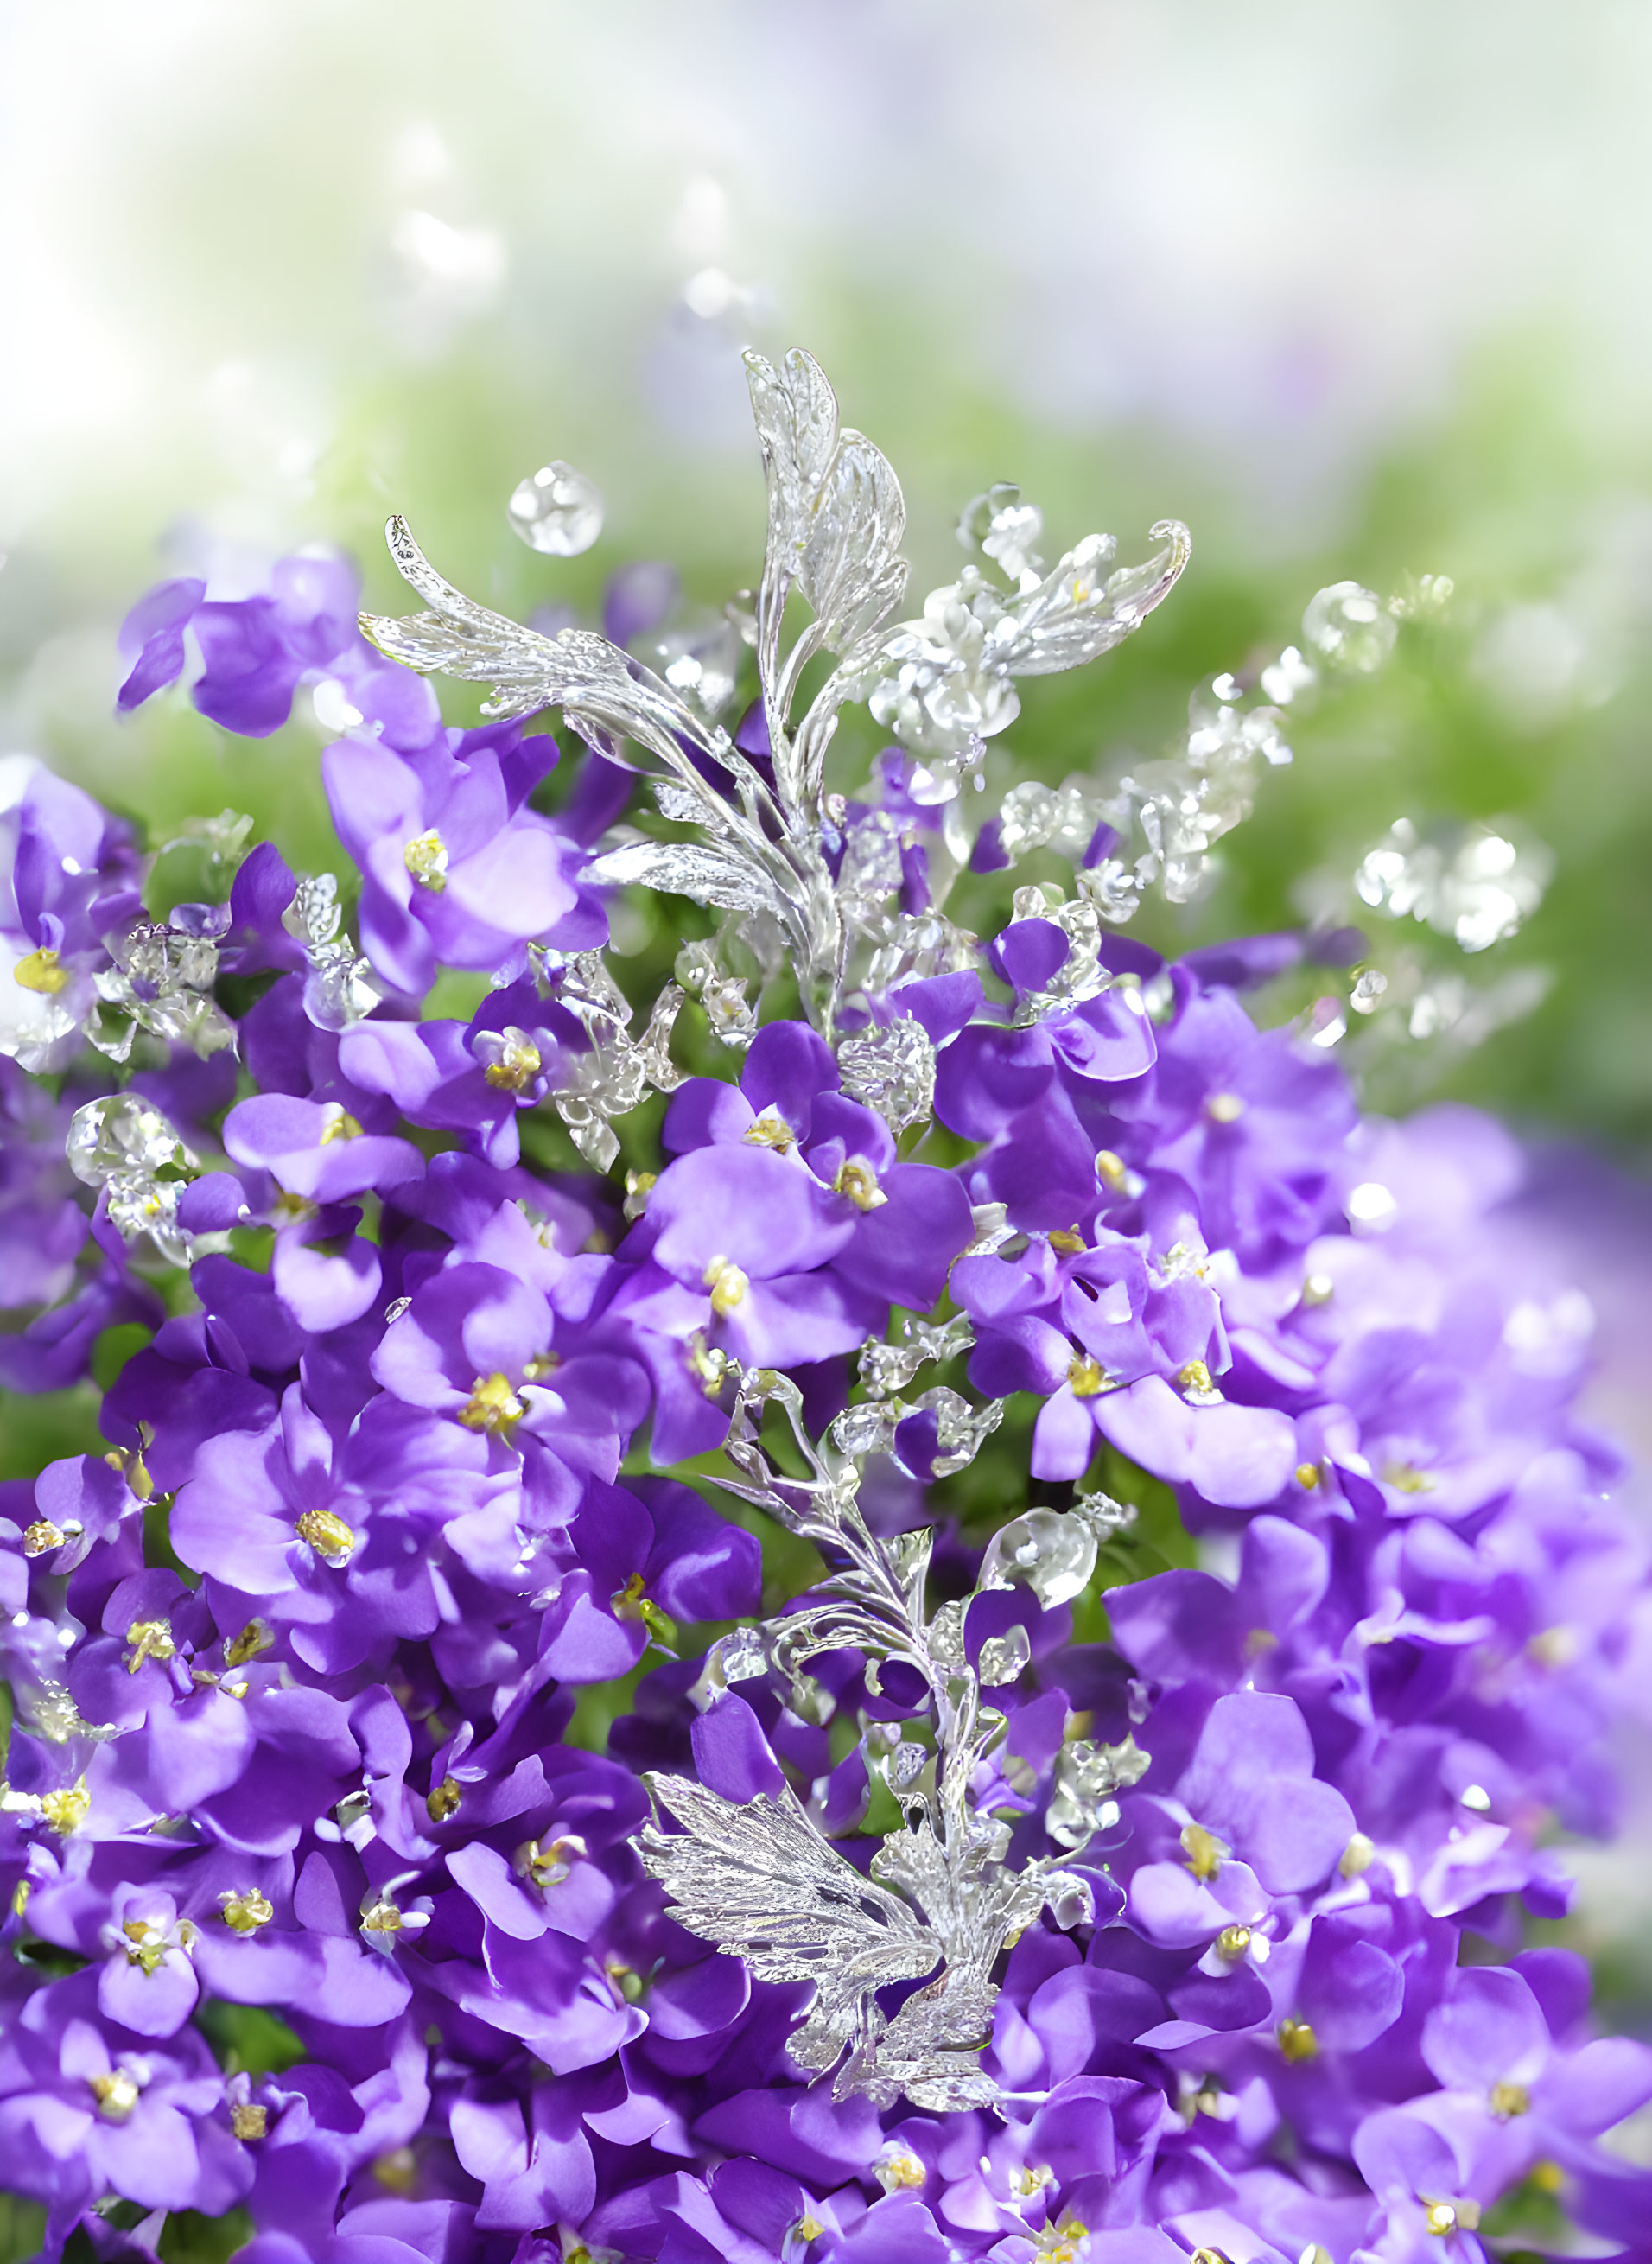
<box><xmin>611</xmin><ymin>1570</ymin><xmax>677</xmax><ymax>1646</ymax></box>
<box><xmin>41</xmin><ymin>1778</ymin><xmax>90</xmax><ymax>1835</ymax></box>
<box><xmin>425</xmin><ymin>1777</ymin><xmax>462</xmax><ymax>1822</ymax></box>
<box><xmin>1295</xmin><ymin>1460</ymin><xmax>1322</xmax><ymax>1489</ymax></box>
<box><xmin>1339</xmin><ymin>1833</ymin><xmax>1376</xmax><ymax>1878</ymax></box>
<box><xmin>520</xmin><ymin>1833</ymin><xmax>589</xmax><ymax>1890</ymax></box>
<box><xmin>1385</xmin><ymin>1461</ymin><xmax>1434</xmax><ymax>1494</ymax></box>
<box><xmin>834</xmin><ymin>1158</ymin><xmax>886</xmax><ymax>1212</ymax></box>
<box><xmin>403</xmin><ymin>828</ymin><xmax>448</xmax><ymax>891</ymax></box>
<box><xmin>1300</xmin><ymin>1272</ymin><xmax>1335</xmax><ymax>1306</ymax></box>
<box><xmin>1530</xmin><ymin>2161</ymin><xmax>1564</xmax><ymax>2195</ymax></box>
<box><xmin>1049</xmin><ymin>1227</ymin><xmax>1085</xmax><ymax>1254</ymax></box>
<box><xmin>22</xmin><ymin>1521</ymin><xmax>65</xmax><ymax>1557</ymax></box>
<box><xmin>296</xmin><ymin>1509</ymin><xmax>358</xmax><ymax>1565</ymax></box>
<box><xmin>319</xmin><ymin>1104</ymin><xmax>364</xmax><ymax>1144</ymax></box>
<box><xmin>458</xmin><ymin>1372</ymin><xmax>526</xmax><ymax>1435</ymax></box>
<box><xmin>1180</xmin><ymin>1822</ymin><xmax>1225</xmax><ymax>1880</ymax></box>
<box><xmin>1215</xmin><ymin>1924</ymin><xmax>1251</xmax><ymax>1961</ymax></box>
<box><xmin>1424</xmin><ymin>2199</ymin><xmax>1479</xmax><ymax>2236</ymax></box>
<box><xmin>875</xmin><ymin>2149</ymin><xmax>926</xmax><ymax>2191</ymax></box>
<box><xmin>1095</xmin><ymin>1149</ymin><xmax>1131</xmax><ymax>1192</ymax></box>
<box><xmin>703</xmin><ymin>1255</ymin><xmax>749</xmax><ymax>1314</ymax></box>
<box><xmin>483</xmin><ymin>1028</ymin><xmax>542</xmax><ymax>1092</ymax></box>
<box><xmin>791</xmin><ymin>2217</ymin><xmax>825</xmax><ymax>2246</ymax></box>
<box><xmin>1177</xmin><ymin>1358</ymin><xmax>1217</xmax><ymax>1397</ymax></box>
<box><xmin>1278</xmin><ymin>2019</ymin><xmax>1319</xmax><ymax>2063</ymax></box>
<box><xmin>1067</xmin><ymin>1355</ymin><xmax>1107</xmax><ymax>1398</ymax></box>
<box><xmin>14</xmin><ymin>947</ymin><xmax>68</xmax><ymax>995</ymax></box>
<box><xmin>373</xmin><ymin>2148</ymin><xmax>418</xmax><ymax>2194</ymax></box>
<box><xmin>743</xmin><ymin>1113</ymin><xmax>796</xmax><ymax>1154</ymax></box>
<box><xmin>89</xmin><ymin>2070</ymin><xmax>141</xmax><ymax>2120</ymax></box>
<box><xmin>232</xmin><ymin>2102</ymin><xmax>268</xmax><ymax>2140</ymax></box>
<box><xmin>225</xmin><ymin>1619</ymin><xmax>273</xmax><ymax>1668</ymax></box>
<box><xmin>219</xmin><ymin>1888</ymin><xmax>275</xmax><ymax>1934</ymax></box>
<box><xmin>1490</xmin><ymin>2080</ymin><xmax>1530</xmax><ymax>2118</ymax></box>
<box><xmin>125</xmin><ymin>1619</ymin><xmax>176</xmax><ymax>1674</ymax></box>
<box><xmin>360</xmin><ymin>1898</ymin><xmax>404</xmax><ymax>1934</ymax></box>
<box><xmin>104</xmin><ymin>1441</ymin><xmax>155</xmax><ymax>1501</ymax></box>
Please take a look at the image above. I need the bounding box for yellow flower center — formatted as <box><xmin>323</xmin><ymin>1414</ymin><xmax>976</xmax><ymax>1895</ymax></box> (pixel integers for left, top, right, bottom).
<box><xmin>1095</xmin><ymin>1148</ymin><xmax>1131</xmax><ymax>1192</ymax></box>
<box><xmin>225</xmin><ymin>1619</ymin><xmax>273</xmax><ymax>1667</ymax></box>
<box><xmin>875</xmin><ymin>2149</ymin><xmax>926</xmax><ymax>2191</ymax></box>
<box><xmin>13</xmin><ymin>946</ymin><xmax>68</xmax><ymax>995</ymax></box>
<box><xmin>125</xmin><ymin>1619</ymin><xmax>176</xmax><ymax>1674</ymax></box>
<box><xmin>318</xmin><ymin>1104</ymin><xmax>364</xmax><ymax>1144</ymax></box>
<box><xmin>403</xmin><ymin>828</ymin><xmax>448</xmax><ymax>890</ymax></box>
<box><xmin>41</xmin><ymin>1778</ymin><xmax>90</xmax><ymax>1835</ymax></box>
<box><xmin>1424</xmin><ymin>2200</ymin><xmax>1479</xmax><ymax>2236</ymax></box>
<box><xmin>425</xmin><ymin>1777</ymin><xmax>462</xmax><ymax>1822</ymax></box>
<box><xmin>834</xmin><ymin>1157</ymin><xmax>886</xmax><ymax>1211</ymax></box>
<box><xmin>1215</xmin><ymin>1924</ymin><xmax>1251</xmax><ymax>1961</ymax></box>
<box><xmin>743</xmin><ymin>1112</ymin><xmax>796</xmax><ymax>1154</ymax></box>
<box><xmin>1177</xmin><ymin>1358</ymin><xmax>1217</xmax><ymax>1399</ymax></box>
<box><xmin>685</xmin><ymin>1332</ymin><xmax>729</xmax><ymax>1396</ymax></box>
<box><xmin>1039</xmin><ymin>2216</ymin><xmax>1090</xmax><ymax>2264</ymax></box>
<box><xmin>1049</xmin><ymin>1227</ymin><xmax>1085</xmax><ymax>1254</ymax></box>
<box><xmin>1490</xmin><ymin>2080</ymin><xmax>1530</xmax><ymax>2117</ymax></box>
<box><xmin>1339</xmin><ymin>1832</ymin><xmax>1376</xmax><ymax>1878</ymax></box>
<box><xmin>1067</xmin><ymin>1355</ymin><xmax>1107</xmax><ymax>1397</ymax></box>
<box><xmin>1180</xmin><ymin>1822</ymin><xmax>1226</xmax><ymax>1880</ymax></box>
<box><xmin>520</xmin><ymin>1833</ymin><xmax>589</xmax><ymax>1889</ymax></box>
<box><xmin>219</xmin><ymin>1888</ymin><xmax>275</xmax><ymax>1934</ymax></box>
<box><xmin>22</xmin><ymin>1521</ymin><xmax>65</xmax><ymax>1557</ymax></box>
<box><xmin>360</xmin><ymin>1897</ymin><xmax>404</xmax><ymax>1934</ymax></box>
<box><xmin>611</xmin><ymin>1569</ymin><xmax>677</xmax><ymax>1645</ymax></box>
<box><xmin>483</xmin><ymin>1028</ymin><xmax>542</xmax><ymax>1091</ymax></box>
<box><xmin>89</xmin><ymin>2070</ymin><xmax>141</xmax><ymax>2121</ymax></box>
<box><xmin>703</xmin><ymin>1255</ymin><xmax>749</xmax><ymax>1313</ymax></box>
<box><xmin>232</xmin><ymin>2102</ymin><xmax>268</xmax><ymax>2141</ymax></box>
<box><xmin>458</xmin><ymin>1372</ymin><xmax>526</xmax><ymax>1434</ymax></box>
<box><xmin>296</xmin><ymin>1509</ymin><xmax>358</xmax><ymax>1565</ymax></box>
<box><xmin>1295</xmin><ymin>1460</ymin><xmax>1322</xmax><ymax>1489</ymax></box>
<box><xmin>1278</xmin><ymin>2018</ymin><xmax>1320</xmax><ymax>2063</ymax></box>
<box><xmin>791</xmin><ymin>2217</ymin><xmax>825</xmax><ymax>2246</ymax></box>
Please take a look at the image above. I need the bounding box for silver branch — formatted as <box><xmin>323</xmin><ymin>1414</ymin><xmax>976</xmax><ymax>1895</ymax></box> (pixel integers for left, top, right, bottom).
<box><xmin>634</xmin><ymin>1367</ymin><xmax>1147</xmax><ymax>2112</ymax></box>
<box><xmin>360</xmin><ymin>348</ymin><xmax>1188</xmax><ymax>1043</ymax></box>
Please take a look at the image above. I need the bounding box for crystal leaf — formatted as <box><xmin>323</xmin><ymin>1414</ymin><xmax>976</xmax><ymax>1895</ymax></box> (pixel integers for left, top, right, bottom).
<box><xmin>858</xmin><ymin>1313</ymin><xmax>975</xmax><ymax>1401</ymax></box>
<box><xmin>837</xmin><ymin>1018</ymin><xmax>936</xmax><ymax>1135</ymax></box>
<box><xmin>638</xmin><ymin>1773</ymin><xmax>941</xmax><ymax>2083</ymax></box>
<box><xmin>589</xmin><ymin>838</ymin><xmax>783</xmax><ymax>922</ymax></box>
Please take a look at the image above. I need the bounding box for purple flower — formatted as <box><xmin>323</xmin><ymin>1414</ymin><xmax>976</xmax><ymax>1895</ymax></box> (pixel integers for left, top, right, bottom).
<box><xmin>322</xmin><ymin>722</ymin><xmax>593</xmax><ymax>995</ymax></box>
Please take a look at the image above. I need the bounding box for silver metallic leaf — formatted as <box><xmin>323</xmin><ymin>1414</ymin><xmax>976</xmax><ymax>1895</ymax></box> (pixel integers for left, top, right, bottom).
<box><xmin>999</xmin><ymin>519</ymin><xmax>1191</xmax><ymax>677</ymax></box>
<box><xmin>639</xmin><ymin>1773</ymin><xmax>939</xmax><ymax>2072</ymax></box>
<box><xmin>589</xmin><ymin>838</ymin><xmax>783</xmax><ymax>921</ymax></box>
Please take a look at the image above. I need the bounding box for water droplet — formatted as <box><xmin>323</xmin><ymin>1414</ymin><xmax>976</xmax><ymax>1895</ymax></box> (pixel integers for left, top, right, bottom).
<box><xmin>1301</xmin><ymin>581</ymin><xmax>1397</xmax><ymax>673</ymax></box>
<box><xmin>506</xmin><ymin>461</ymin><xmax>603</xmax><ymax>557</ymax></box>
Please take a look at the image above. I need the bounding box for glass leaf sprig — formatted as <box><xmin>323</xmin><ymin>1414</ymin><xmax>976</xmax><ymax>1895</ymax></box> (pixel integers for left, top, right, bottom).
<box><xmin>635</xmin><ymin>1365</ymin><xmax>1147</xmax><ymax>2112</ymax></box>
<box><xmin>359</xmin><ymin>347</ymin><xmax>1189</xmax><ymax>1043</ymax></box>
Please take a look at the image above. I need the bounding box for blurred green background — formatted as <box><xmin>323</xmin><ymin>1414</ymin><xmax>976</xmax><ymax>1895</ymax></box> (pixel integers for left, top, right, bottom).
<box><xmin>3</xmin><ymin>0</ymin><xmax>1650</xmax><ymax>1151</ymax></box>
<box><xmin>3</xmin><ymin>10</ymin><xmax>1652</xmax><ymax>2234</ymax></box>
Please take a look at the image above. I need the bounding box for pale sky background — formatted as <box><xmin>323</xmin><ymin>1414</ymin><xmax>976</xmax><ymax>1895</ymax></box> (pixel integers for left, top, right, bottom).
<box><xmin>1</xmin><ymin>0</ymin><xmax>1648</xmax><ymax>584</ymax></box>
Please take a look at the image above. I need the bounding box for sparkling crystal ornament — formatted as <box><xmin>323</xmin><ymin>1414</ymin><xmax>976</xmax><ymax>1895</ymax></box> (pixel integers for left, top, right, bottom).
<box><xmin>505</xmin><ymin>460</ymin><xmax>604</xmax><ymax>556</ymax></box>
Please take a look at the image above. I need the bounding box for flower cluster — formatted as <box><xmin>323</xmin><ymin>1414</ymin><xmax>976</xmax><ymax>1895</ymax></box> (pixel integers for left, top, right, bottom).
<box><xmin>3</xmin><ymin>355</ymin><xmax>1651</xmax><ymax>2264</ymax></box>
